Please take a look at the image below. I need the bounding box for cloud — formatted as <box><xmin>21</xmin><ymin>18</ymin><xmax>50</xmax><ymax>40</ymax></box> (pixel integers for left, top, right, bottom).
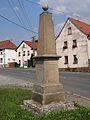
<box><xmin>39</xmin><ymin>0</ymin><xmax>90</xmax><ymax>36</ymax></box>
<box><xmin>13</xmin><ymin>6</ymin><xmax>19</xmax><ymax>11</ymax></box>
<box><xmin>39</xmin><ymin>0</ymin><xmax>90</xmax><ymax>21</ymax></box>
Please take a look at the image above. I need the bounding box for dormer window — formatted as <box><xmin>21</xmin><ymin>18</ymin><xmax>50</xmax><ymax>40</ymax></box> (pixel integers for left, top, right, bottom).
<box><xmin>23</xmin><ymin>44</ymin><xmax>25</xmax><ymax>48</ymax></box>
<box><xmin>72</xmin><ymin>40</ymin><xmax>77</xmax><ymax>48</ymax></box>
<box><xmin>63</xmin><ymin>41</ymin><xmax>68</xmax><ymax>50</ymax></box>
<box><xmin>68</xmin><ymin>27</ymin><xmax>72</xmax><ymax>35</ymax></box>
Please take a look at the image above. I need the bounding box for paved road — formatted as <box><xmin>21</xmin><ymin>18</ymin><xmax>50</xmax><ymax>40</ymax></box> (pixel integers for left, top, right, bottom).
<box><xmin>0</xmin><ymin>68</ymin><xmax>90</xmax><ymax>98</ymax></box>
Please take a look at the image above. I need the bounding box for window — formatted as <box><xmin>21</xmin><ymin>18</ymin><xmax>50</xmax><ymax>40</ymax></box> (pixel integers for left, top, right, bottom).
<box><xmin>72</xmin><ymin>40</ymin><xmax>77</xmax><ymax>48</ymax></box>
<box><xmin>88</xmin><ymin>37</ymin><xmax>90</xmax><ymax>40</ymax></box>
<box><xmin>27</xmin><ymin>51</ymin><xmax>30</xmax><ymax>56</ymax></box>
<box><xmin>73</xmin><ymin>55</ymin><xmax>78</xmax><ymax>64</ymax></box>
<box><xmin>87</xmin><ymin>35</ymin><xmax>90</xmax><ymax>40</ymax></box>
<box><xmin>23</xmin><ymin>44</ymin><xmax>25</xmax><ymax>48</ymax></box>
<box><xmin>88</xmin><ymin>59</ymin><xmax>90</xmax><ymax>68</ymax></box>
<box><xmin>19</xmin><ymin>60</ymin><xmax>21</xmax><ymax>65</ymax></box>
<box><xmin>18</xmin><ymin>52</ymin><xmax>20</xmax><ymax>57</ymax></box>
<box><xmin>68</xmin><ymin>27</ymin><xmax>72</xmax><ymax>35</ymax></box>
<box><xmin>0</xmin><ymin>51</ymin><xmax>2</xmax><ymax>55</ymax></box>
<box><xmin>12</xmin><ymin>59</ymin><xmax>15</xmax><ymax>61</ymax></box>
<box><xmin>67</xmin><ymin>23</ymin><xmax>70</xmax><ymax>28</ymax></box>
<box><xmin>63</xmin><ymin>41</ymin><xmax>68</xmax><ymax>50</ymax></box>
<box><xmin>0</xmin><ymin>58</ymin><xmax>3</xmax><ymax>63</ymax></box>
<box><xmin>23</xmin><ymin>51</ymin><xmax>25</xmax><ymax>56</ymax></box>
<box><xmin>8</xmin><ymin>58</ymin><xmax>10</xmax><ymax>61</ymax></box>
<box><xmin>64</xmin><ymin>56</ymin><xmax>68</xmax><ymax>64</ymax></box>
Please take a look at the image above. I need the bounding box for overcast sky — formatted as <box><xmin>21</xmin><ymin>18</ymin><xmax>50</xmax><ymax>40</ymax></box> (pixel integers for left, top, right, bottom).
<box><xmin>0</xmin><ymin>0</ymin><xmax>90</xmax><ymax>45</ymax></box>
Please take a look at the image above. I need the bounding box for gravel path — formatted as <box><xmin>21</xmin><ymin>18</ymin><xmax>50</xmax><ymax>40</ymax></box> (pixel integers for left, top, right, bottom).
<box><xmin>0</xmin><ymin>74</ymin><xmax>33</xmax><ymax>89</ymax></box>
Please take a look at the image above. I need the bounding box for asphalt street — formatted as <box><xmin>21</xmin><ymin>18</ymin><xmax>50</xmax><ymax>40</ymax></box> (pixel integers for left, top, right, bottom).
<box><xmin>0</xmin><ymin>68</ymin><xmax>90</xmax><ymax>98</ymax></box>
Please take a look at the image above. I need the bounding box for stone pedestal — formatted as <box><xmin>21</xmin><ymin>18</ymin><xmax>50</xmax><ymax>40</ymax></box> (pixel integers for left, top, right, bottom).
<box><xmin>24</xmin><ymin>8</ymin><xmax>68</xmax><ymax>114</ymax></box>
<box><xmin>32</xmin><ymin>56</ymin><xmax>65</xmax><ymax>105</ymax></box>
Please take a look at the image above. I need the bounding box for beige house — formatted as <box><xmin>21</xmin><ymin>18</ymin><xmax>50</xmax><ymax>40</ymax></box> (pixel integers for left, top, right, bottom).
<box><xmin>56</xmin><ymin>17</ymin><xmax>90</xmax><ymax>71</ymax></box>
<box><xmin>16</xmin><ymin>40</ymin><xmax>37</xmax><ymax>67</ymax></box>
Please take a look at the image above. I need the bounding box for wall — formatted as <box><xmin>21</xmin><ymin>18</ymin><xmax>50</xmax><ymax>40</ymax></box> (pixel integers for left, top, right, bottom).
<box><xmin>4</xmin><ymin>49</ymin><xmax>16</xmax><ymax>67</ymax></box>
<box><xmin>0</xmin><ymin>50</ymin><xmax>4</xmax><ymax>67</ymax></box>
<box><xmin>56</xmin><ymin>19</ymin><xmax>89</xmax><ymax>69</ymax></box>
<box><xmin>87</xmin><ymin>40</ymin><xmax>90</xmax><ymax>59</ymax></box>
<box><xmin>16</xmin><ymin>42</ymin><xmax>37</xmax><ymax>67</ymax></box>
<box><xmin>0</xmin><ymin>49</ymin><xmax>16</xmax><ymax>67</ymax></box>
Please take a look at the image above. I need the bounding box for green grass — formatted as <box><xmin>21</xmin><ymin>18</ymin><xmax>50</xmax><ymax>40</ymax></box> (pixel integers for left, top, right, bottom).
<box><xmin>0</xmin><ymin>88</ymin><xmax>90</xmax><ymax>120</ymax></box>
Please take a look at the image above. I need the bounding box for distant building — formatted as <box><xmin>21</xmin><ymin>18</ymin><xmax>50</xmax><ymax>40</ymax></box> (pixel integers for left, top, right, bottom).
<box><xmin>0</xmin><ymin>40</ymin><xmax>17</xmax><ymax>68</ymax></box>
<box><xmin>16</xmin><ymin>40</ymin><xmax>38</xmax><ymax>67</ymax></box>
<box><xmin>56</xmin><ymin>17</ymin><xmax>90</xmax><ymax>72</ymax></box>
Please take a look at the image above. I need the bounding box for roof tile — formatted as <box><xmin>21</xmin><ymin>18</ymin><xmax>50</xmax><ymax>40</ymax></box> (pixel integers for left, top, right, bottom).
<box><xmin>0</xmin><ymin>40</ymin><xmax>17</xmax><ymax>49</ymax></box>
<box><xmin>24</xmin><ymin>40</ymin><xmax>38</xmax><ymax>49</ymax></box>
<box><xmin>70</xmin><ymin>17</ymin><xmax>90</xmax><ymax>35</ymax></box>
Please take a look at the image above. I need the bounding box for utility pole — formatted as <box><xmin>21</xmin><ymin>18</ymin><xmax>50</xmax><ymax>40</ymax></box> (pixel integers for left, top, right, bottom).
<box><xmin>32</xmin><ymin>36</ymin><xmax>36</xmax><ymax>67</ymax></box>
<box><xmin>22</xmin><ymin>45</ymin><xmax>24</xmax><ymax>68</ymax></box>
<box><xmin>3</xmin><ymin>49</ymin><xmax>5</xmax><ymax>68</ymax></box>
<box><xmin>32</xmin><ymin>36</ymin><xmax>35</xmax><ymax>56</ymax></box>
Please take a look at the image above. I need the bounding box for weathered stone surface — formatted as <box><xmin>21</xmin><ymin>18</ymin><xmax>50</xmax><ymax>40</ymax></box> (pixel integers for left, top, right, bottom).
<box><xmin>33</xmin><ymin>84</ymin><xmax>65</xmax><ymax>94</ymax></box>
<box><xmin>23</xmin><ymin>91</ymin><xmax>90</xmax><ymax>114</ymax></box>
<box><xmin>37</xmin><ymin>12</ymin><xmax>56</xmax><ymax>55</ymax></box>
<box><xmin>32</xmin><ymin>57</ymin><xmax>66</xmax><ymax>105</ymax></box>
<box><xmin>35</xmin><ymin>59</ymin><xmax>60</xmax><ymax>84</ymax></box>
<box><xmin>24</xmin><ymin>100</ymin><xmax>74</xmax><ymax>114</ymax></box>
<box><xmin>32</xmin><ymin>83</ymin><xmax>65</xmax><ymax>105</ymax></box>
<box><xmin>25</xmin><ymin>8</ymin><xmax>66</xmax><ymax>113</ymax></box>
<box><xmin>32</xmin><ymin>91</ymin><xmax>65</xmax><ymax>105</ymax></box>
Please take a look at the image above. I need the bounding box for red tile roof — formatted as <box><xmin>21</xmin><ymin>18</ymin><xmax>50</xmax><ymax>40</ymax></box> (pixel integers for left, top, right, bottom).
<box><xmin>70</xmin><ymin>17</ymin><xmax>90</xmax><ymax>35</ymax></box>
<box><xmin>0</xmin><ymin>40</ymin><xmax>17</xmax><ymax>49</ymax></box>
<box><xmin>24</xmin><ymin>40</ymin><xmax>38</xmax><ymax>49</ymax></box>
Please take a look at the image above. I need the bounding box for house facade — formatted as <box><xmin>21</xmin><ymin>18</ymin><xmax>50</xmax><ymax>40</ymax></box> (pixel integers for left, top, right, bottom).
<box><xmin>0</xmin><ymin>40</ymin><xmax>17</xmax><ymax>68</ymax></box>
<box><xmin>16</xmin><ymin>40</ymin><xmax>37</xmax><ymax>67</ymax></box>
<box><xmin>56</xmin><ymin>18</ymin><xmax>90</xmax><ymax>71</ymax></box>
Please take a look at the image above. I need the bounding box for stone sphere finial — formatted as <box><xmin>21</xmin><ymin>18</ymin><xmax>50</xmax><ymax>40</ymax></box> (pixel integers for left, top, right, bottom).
<box><xmin>42</xmin><ymin>3</ymin><xmax>48</xmax><ymax>11</ymax></box>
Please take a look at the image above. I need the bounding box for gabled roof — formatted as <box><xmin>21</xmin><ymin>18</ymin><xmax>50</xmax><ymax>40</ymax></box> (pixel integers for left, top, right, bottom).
<box><xmin>24</xmin><ymin>41</ymin><xmax>38</xmax><ymax>49</ymax></box>
<box><xmin>70</xmin><ymin>17</ymin><xmax>90</xmax><ymax>36</ymax></box>
<box><xmin>57</xmin><ymin>17</ymin><xmax>90</xmax><ymax>39</ymax></box>
<box><xmin>0</xmin><ymin>40</ymin><xmax>17</xmax><ymax>50</ymax></box>
<box><xmin>16</xmin><ymin>40</ymin><xmax>38</xmax><ymax>50</ymax></box>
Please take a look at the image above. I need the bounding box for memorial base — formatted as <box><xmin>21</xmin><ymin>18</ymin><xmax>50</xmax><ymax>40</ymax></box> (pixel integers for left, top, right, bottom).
<box><xmin>24</xmin><ymin>99</ymin><xmax>74</xmax><ymax>114</ymax></box>
<box><xmin>32</xmin><ymin>84</ymin><xmax>66</xmax><ymax>105</ymax></box>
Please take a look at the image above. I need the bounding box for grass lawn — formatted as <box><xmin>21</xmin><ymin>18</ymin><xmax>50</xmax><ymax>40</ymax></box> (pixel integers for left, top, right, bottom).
<box><xmin>0</xmin><ymin>88</ymin><xmax>90</xmax><ymax>120</ymax></box>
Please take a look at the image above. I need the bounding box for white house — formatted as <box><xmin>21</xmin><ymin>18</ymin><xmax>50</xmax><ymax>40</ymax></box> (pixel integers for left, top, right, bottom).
<box><xmin>56</xmin><ymin>17</ymin><xmax>90</xmax><ymax>72</ymax></box>
<box><xmin>0</xmin><ymin>40</ymin><xmax>17</xmax><ymax>68</ymax></box>
<box><xmin>16</xmin><ymin>40</ymin><xmax>37</xmax><ymax>67</ymax></box>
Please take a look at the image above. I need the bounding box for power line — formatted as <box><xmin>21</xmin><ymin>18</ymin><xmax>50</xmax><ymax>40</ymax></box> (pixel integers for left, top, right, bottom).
<box><xmin>8</xmin><ymin>0</ymin><xmax>24</xmax><ymax>25</ymax></box>
<box><xmin>11</xmin><ymin>0</ymin><xmax>27</xmax><ymax>26</ymax></box>
<box><xmin>25</xmin><ymin>0</ymin><xmax>40</xmax><ymax>6</ymax></box>
<box><xmin>24</xmin><ymin>0</ymin><xmax>90</xmax><ymax>22</ymax></box>
<box><xmin>24</xmin><ymin>0</ymin><xmax>67</xmax><ymax>15</ymax></box>
<box><xmin>0</xmin><ymin>13</ymin><xmax>38</xmax><ymax>34</ymax></box>
<box><xmin>18</xmin><ymin>0</ymin><xmax>33</xmax><ymax>29</ymax></box>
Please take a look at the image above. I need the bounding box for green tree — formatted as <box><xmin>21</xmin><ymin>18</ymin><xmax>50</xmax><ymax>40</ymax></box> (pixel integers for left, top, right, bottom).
<box><xmin>28</xmin><ymin>54</ymin><xmax>35</xmax><ymax>67</ymax></box>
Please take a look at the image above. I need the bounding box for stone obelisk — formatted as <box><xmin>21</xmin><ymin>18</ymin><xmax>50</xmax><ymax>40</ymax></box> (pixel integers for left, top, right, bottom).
<box><xmin>24</xmin><ymin>4</ymin><xmax>66</xmax><ymax>113</ymax></box>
